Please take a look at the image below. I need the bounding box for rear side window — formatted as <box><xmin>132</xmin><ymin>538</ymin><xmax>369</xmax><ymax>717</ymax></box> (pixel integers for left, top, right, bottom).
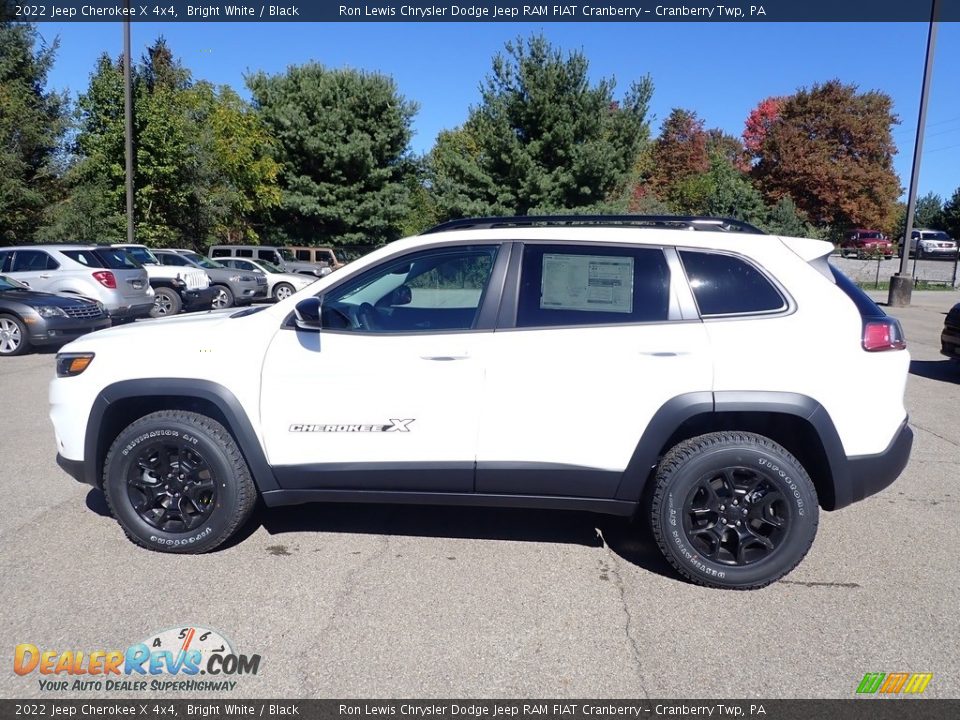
<box><xmin>210</xmin><ymin>248</ymin><xmax>230</xmax><ymax>258</ymax></box>
<box><xmin>62</xmin><ymin>250</ymin><xmax>106</xmax><ymax>268</ymax></box>
<box><xmin>295</xmin><ymin>250</ymin><xmax>310</xmax><ymax>261</ymax></box>
<box><xmin>236</xmin><ymin>248</ymin><xmax>253</xmax><ymax>258</ymax></box>
<box><xmin>92</xmin><ymin>248</ymin><xmax>140</xmax><ymax>270</ymax></box>
<box><xmin>517</xmin><ymin>244</ymin><xmax>670</xmax><ymax>327</ymax></box>
<box><xmin>679</xmin><ymin>250</ymin><xmax>786</xmax><ymax>317</ymax></box>
<box><xmin>257</xmin><ymin>249</ymin><xmax>279</xmax><ymax>262</ymax></box>
<box><xmin>11</xmin><ymin>250</ymin><xmax>59</xmax><ymax>272</ymax></box>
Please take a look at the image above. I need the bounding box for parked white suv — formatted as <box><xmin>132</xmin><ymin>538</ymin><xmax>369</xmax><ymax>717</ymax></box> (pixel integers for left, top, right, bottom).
<box><xmin>49</xmin><ymin>216</ymin><xmax>912</xmax><ymax>589</ymax></box>
<box><xmin>0</xmin><ymin>245</ymin><xmax>154</xmax><ymax>320</ymax></box>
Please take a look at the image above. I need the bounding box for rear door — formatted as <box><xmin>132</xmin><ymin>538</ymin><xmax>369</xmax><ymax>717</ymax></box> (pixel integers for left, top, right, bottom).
<box><xmin>475</xmin><ymin>242</ymin><xmax>713</xmax><ymax>499</ymax></box>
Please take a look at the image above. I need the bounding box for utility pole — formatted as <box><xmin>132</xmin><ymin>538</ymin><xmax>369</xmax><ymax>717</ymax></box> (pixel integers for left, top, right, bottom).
<box><xmin>123</xmin><ymin>2</ymin><xmax>135</xmax><ymax>244</ymax></box>
<box><xmin>889</xmin><ymin>0</ymin><xmax>940</xmax><ymax>307</ymax></box>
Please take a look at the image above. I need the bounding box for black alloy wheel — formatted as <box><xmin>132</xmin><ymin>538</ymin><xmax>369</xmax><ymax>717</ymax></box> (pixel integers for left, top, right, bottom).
<box><xmin>682</xmin><ymin>467</ymin><xmax>789</xmax><ymax>567</ymax></box>
<box><xmin>127</xmin><ymin>439</ymin><xmax>217</xmax><ymax>532</ymax></box>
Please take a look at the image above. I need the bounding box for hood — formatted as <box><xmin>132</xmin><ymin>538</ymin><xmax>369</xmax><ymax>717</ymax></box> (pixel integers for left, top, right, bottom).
<box><xmin>0</xmin><ymin>288</ymin><xmax>100</xmax><ymax>309</ymax></box>
<box><xmin>65</xmin><ymin>308</ymin><xmax>239</xmax><ymax>348</ymax></box>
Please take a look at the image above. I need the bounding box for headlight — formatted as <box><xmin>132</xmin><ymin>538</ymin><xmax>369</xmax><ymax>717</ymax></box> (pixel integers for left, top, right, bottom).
<box><xmin>34</xmin><ymin>305</ymin><xmax>68</xmax><ymax>318</ymax></box>
<box><xmin>56</xmin><ymin>352</ymin><xmax>95</xmax><ymax>377</ymax></box>
<box><xmin>228</xmin><ymin>274</ymin><xmax>257</xmax><ymax>282</ymax></box>
<box><xmin>96</xmin><ymin>301</ymin><xmax>106</xmax><ymax>314</ymax></box>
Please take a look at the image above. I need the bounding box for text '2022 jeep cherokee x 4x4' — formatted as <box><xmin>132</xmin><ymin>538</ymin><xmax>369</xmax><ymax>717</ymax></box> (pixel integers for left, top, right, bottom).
<box><xmin>50</xmin><ymin>216</ymin><xmax>913</xmax><ymax>589</ymax></box>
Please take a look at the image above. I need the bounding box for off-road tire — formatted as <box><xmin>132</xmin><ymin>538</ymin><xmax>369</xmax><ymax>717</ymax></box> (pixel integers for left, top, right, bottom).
<box><xmin>103</xmin><ymin>410</ymin><xmax>256</xmax><ymax>553</ymax></box>
<box><xmin>649</xmin><ymin>431</ymin><xmax>819</xmax><ymax>590</ymax></box>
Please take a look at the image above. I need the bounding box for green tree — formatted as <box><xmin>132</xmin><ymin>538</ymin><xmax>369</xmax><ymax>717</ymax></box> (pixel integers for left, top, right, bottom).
<box><xmin>430</xmin><ymin>35</ymin><xmax>653</xmax><ymax>219</ymax></box>
<box><xmin>0</xmin><ymin>20</ymin><xmax>68</xmax><ymax>244</ymax></box>
<box><xmin>764</xmin><ymin>196</ymin><xmax>818</xmax><ymax>238</ymax></box>
<box><xmin>53</xmin><ymin>39</ymin><xmax>279</xmax><ymax>247</ymax></box>
<box><xmin>913</xmin><ymin>191</ymin><xmax>944</xmax><ymax>229</ymax></box>
<box><xmin>750</xmin><ymin>79</ymin><xmax>901</xmax><ymax>233</ymax></box>
<box><xmin>942</xmin><ymin>187</ymin><xmax>960</xmax><ymax>240</ymax></box>
<box><xmin>248</xmin><ymin>63</ymin><xmax>417</xmax><ymax>247</ymax></box>
<box><xmin>650</xmin><ymin>108</ymin><xmax>709</xmax><ymax>200</ymax></box>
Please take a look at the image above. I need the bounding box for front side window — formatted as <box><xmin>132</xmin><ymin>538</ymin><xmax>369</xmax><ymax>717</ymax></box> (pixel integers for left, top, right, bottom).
<box><xmin>158</xmin><ymin>254</ymin><xmax>189</xmax><ymax>267</ymax></box>
<box><xmin>11</xmin><ymin>250</ymin><xmax>58</xmax><ymax>272</ymax></box>
<box><xmin>517</xmin><ymin>244</ymin><xmax>670</xmax><ymax>327</ymax></box>
<box><xmin>211</xmin><ymin>248</ymin><xmax>230</xmax><ymax>258</ymax></box>
<box><xmin>320</xmin><ymin>245</ymin><xmax>498</xmax><ymax>333</ymax></box>
<box><xmin>679</xmin><ymin>250</ymin><xmax>786</xmax><ymax>317</ymax></box>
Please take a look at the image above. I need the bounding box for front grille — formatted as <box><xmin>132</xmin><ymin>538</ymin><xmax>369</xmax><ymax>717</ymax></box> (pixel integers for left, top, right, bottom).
<box><xmin>63</xmin><ymin>305</ymin><xmax>103</xmax><ymax>319</ymax></box>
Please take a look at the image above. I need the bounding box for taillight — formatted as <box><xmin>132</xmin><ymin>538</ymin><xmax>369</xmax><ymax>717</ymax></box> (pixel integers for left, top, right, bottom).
<box><xmin>92</xmin><ymin>271</ymin><xmax>116</xmax><ymax>289</ymax></box>
<box><xmin>863</xmin><ymin>318</ymin><xmax>906</xmax><ymax>352</ymax></box>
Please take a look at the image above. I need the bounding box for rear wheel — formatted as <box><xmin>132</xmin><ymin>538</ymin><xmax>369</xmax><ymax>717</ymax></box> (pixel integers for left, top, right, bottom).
<box><xmin>0</xmin><ymin>314</ymin><xmax>29</xmax><ymax>356</ymax></box>
<box><xmin>649</xmin><ymin>431</ymin><xmax>819</xmax><ymax>589</ymax></box>
<box><xmin>103</xmin><ymin>410</ymin><xmax>256</xmax><ymax>553</ymax></box>
<box><xmin>150</xmin><ymin>288</ymin><xmax>182</xmax><ymax>317</ymax></box>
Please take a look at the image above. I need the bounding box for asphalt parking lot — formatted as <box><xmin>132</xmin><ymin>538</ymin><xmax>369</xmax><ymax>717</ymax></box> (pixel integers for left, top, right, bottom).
<box><xmin>1</xmin><ymin>290</ymin><xmax>958</xmax><ymax>700</ymax></box>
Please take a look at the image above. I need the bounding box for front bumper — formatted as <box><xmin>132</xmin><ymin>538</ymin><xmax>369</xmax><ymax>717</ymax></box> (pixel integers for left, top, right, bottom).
<box><xmin>234</xmin><ymin>280</ymin><xmax>268</xmax><ymax>303</ymax></box>
<box><xmin>108</xmin><ymin>302</ymin><xmax>155</xmax><ymax>320</ymax></box>
<box><xmin>182</xmin><ymin>286</ymin><xmax>218</xmax><ymax>311</ymax></box>
<box><xmin>57</xmin><ymin>453</ymin><xmax>89</xmax><ymax>486</ymax></box>
<box><xmin>27</xmin><ymin>316</ymin><xmax>111</xmax><ymax>346</ymax></box>
<box><xmin>841</xmin><ymin>419</ymin><xmax>914</xmax><ymax>507</ymax></box>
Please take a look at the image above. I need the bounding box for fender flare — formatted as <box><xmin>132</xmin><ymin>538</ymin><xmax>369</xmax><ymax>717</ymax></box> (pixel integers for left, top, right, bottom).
<box><xmin>84</xmin><ymin>379</ymin><xmax>279</xmax><ymax>492</ymax></box>
<box><xmin>614</xmin><ymin>391</ymin><xmax>848</xmax><ymax>506</ymax></box>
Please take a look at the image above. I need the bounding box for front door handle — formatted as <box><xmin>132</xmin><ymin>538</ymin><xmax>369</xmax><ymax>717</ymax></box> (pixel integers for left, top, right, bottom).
<box><xmin>420</xmin><ymin>352</ymin><xmax>470</xmax><ymax>361</ymax></box>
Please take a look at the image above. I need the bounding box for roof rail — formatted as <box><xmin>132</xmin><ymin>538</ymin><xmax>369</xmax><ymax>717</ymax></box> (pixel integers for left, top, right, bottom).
<box><xmin>422</xmin><ymin>215</ymin><xmax>766</xmax><ymax>235</ymax></box>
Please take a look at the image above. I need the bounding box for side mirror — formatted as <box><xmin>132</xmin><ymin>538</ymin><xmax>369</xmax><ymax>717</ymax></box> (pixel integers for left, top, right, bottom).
<box><xmin>294</xmin><ymin>297</ymin><xmax>322</xmax><ymax>332</ymax></box>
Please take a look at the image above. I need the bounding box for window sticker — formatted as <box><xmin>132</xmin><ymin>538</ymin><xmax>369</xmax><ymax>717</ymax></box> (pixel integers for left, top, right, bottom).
<box><xmin>540</xmin><ymin>254</ymin><xmax>634</xmax><ymax>314</ymax></box>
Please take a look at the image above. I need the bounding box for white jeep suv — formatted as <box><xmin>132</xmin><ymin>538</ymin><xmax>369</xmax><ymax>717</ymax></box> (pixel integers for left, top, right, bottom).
<box><xmin>49</xmin><ymin>216</ymin><xmax>913</xmax><ymax>589</ymax></box>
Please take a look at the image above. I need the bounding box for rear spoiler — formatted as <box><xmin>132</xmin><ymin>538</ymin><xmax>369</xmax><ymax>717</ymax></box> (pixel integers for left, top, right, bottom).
<box><xmin>778</xmin><ymin>236</ymin><xmax>835</xmax><ymax>281</ymax></box>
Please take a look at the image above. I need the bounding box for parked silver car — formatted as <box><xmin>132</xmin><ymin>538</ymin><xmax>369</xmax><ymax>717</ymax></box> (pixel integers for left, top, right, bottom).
<box><xmin>217</xmin><ymin>257</ymin><xmax>317</xmax><ymax>300</ymax></box>
<box><xmin>0</xmin><ymin>245</ymin><xmax>154</xmax><ymax>320</ymax></box>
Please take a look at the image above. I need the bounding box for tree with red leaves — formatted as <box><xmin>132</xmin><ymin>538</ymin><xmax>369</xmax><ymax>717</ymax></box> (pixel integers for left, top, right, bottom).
<box><xmin>749</xmin><ymin>80</ymin><xmax>900</xmax><ymax>231</ymax></box>
<box><xmin>650</xmin><ymin>108</ymin><xmax>709</xmax><ymax>195</ymax></box>
<box><xmin>743</xmin><ymin>97</ymin><xmax>782</xmax><ymax>155</ymax></box>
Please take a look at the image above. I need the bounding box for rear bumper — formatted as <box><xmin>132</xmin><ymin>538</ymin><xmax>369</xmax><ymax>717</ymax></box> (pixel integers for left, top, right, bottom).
<box><xmin>837</xmin><ymin>419</ymin><xmax>913</xmax><ymax>508</ymax></box>
<box><xmin>941</xmin><ymin>327</ymin><xmax>960</xmax><ymax>359</ymax></box>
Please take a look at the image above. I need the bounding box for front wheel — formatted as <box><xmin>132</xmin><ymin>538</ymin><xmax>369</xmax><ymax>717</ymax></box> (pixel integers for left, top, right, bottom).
<box><xmin>272</xmin><ymin>282</ymin><xmax>295</xmax><ymax>301</ymax></box>
<box><xmin>211</xmin><ymin>285</ymin><xmax>235</xmax><ymax>309</ymax></box>
<box><xmin>102</xmin><ymin>410</ymin><xmax>257</xmax><ymax>553</ymax></box>
<box><xmin>649</xmin><ymin>432</ymin><xmax>819</xmax><ymax>589</ymax></box>
<box><xmin>0</xmin><ymin>314</ymin><xmax>29</xmax><ymax>356</ymax></box>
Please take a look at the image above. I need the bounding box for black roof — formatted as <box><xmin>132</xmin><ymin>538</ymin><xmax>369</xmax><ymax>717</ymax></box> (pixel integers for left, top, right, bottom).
<box><xmin>422</xmin><ymin>215</ymin><xmax>766</xmax><ymax>235</ymax></box>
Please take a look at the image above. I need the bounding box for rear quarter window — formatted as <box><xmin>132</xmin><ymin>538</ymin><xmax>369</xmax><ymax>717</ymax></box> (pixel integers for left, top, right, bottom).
<box><xmin>680</xmin><ymin>250</ymin><xmax>786</xmax><ymax>317</ymax></box>
<box><xmin>62</xmin><ymin>250</ymin><xmax>107</xmax><ymax>268</ymax></box>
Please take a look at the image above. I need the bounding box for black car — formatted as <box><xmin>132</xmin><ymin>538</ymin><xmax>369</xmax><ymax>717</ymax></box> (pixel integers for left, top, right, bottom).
<box><xmin>0</xmin><ymin>275</ymin><xmax>111</xmax><ymax>356</ymax></box>
<box><xmin>941</xmin><ymin>303</ymin><xmax>960</xmax><ymax>361</ymax></box>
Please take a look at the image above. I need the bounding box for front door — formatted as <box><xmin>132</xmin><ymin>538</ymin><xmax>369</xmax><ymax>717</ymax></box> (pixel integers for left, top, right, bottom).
<box><xmin>260</xmin><ymin>243</ymin><xmax>506</xmax><ymax>493</ymax></box>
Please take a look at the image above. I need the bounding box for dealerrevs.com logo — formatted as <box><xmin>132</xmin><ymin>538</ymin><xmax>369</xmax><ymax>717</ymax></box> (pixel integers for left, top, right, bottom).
<box><xmin>14</xmin><ymin>626</ymin><xmax>260</xmax><ymax>693</ymax></box>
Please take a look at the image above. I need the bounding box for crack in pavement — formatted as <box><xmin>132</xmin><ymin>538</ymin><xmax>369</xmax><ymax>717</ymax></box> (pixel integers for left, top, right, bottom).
<box><xmin>911</xmin><ymin>422</ymin><xmax>960</xmax><ymax>449</ymax></box>
<box><xmin>596</xmin><ymin>527</ymin><xmax>650</xmax><ymax>700</ymax></box>
<box><xmin>299</xmin><ymin>531</ymin><xmax>391</xmax><ymax>696</ymax></box>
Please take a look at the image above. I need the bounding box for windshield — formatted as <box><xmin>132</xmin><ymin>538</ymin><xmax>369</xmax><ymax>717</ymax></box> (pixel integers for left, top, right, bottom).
<box><xmin>183</xmin><ymin>252</ymin><xmax>225</xmax><ymax>269</ymax></box>
<box><xmin>860</xmin><ymin>232</ymin><xmax>882</xmax><ymax>239</ymax></box>
<box><xmin>121</xmin><ymin>246</ymin><xmax>159</xmax><ymax>265</ymax></box>
<box><xmin>257</xmin><ymin>260</ymin><xmax>283</xmax><ymax>273</ymax></box>
<box><xmin>0</xmin><ymin>275</ymin><xmax>28</xmax><ymax>291</ymax></box>
<box><xmin>925</xmin><ymin>231</ymin><xmax>952</xmax><ymax>241</ymax></box>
